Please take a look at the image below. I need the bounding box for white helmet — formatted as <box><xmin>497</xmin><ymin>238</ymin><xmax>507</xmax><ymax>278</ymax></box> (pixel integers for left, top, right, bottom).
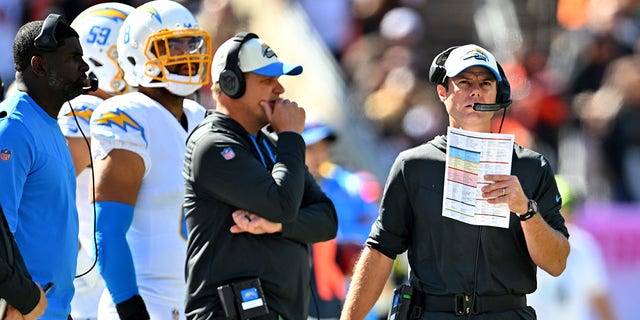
<box><xmin>117</xmin><ymin>0</ymin><xmax>212</xmax><ymax>96</ymax></box>
<box><xmin>71</xmin><ymin>2</ymin><xmax>134</xmax><ymax>95</ymax></box>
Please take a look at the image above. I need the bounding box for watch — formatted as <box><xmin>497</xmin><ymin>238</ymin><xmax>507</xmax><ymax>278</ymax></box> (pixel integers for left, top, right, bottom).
<box><xmin>517</xmin><ymin>199</ymin><xmax>538</xmax><ymax>221</ymax></box>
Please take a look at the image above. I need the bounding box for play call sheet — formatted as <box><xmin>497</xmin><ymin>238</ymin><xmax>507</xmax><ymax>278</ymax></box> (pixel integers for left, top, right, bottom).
<box><xmin>442</xmin><ymin>127</ymin><xmax>514</xmax><ymax>228</ymax></box>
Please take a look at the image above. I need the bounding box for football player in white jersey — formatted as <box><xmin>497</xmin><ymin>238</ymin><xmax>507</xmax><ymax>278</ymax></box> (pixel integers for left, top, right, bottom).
<box><xmin>88</xmin><ymin>1</ymin><xmax>212</xmax><ymax>319</ymax></box>
<box><xmin>56</xmin><ymin>3</ymin><xmax>134</xmax><ymax>320</ymax></box>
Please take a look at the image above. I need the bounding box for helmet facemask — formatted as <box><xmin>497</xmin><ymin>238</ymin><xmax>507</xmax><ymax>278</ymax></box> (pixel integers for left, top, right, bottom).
<box><xmin>143</xmin><ymin>28</ymin><xmax>212</xmax><ymax>97</ymax></box>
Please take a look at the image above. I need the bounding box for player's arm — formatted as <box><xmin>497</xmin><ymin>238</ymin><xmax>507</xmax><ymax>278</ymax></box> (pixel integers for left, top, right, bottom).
<box><xmin>57</xmin><ymin>100</ymin><xmax>94</xmax><ymax>176</ymax></box>
<box><xmin>341</xmin><ymin>246</ymin><xmax>394</xmax><ymax>320</ymax></box>
<box><xmin>66</xmin><ymin>136</ymin><xmax>91</xmax><ymax>176</ymax></box>
<box><xmin>92</xmin><ymin>148</ymin><xmax>149</xmax><ymax>319</ymax></box>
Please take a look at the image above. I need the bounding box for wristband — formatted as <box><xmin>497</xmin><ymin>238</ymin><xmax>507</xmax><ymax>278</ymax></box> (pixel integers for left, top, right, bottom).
<box><xmin>115</xmin><ymin>294</ymin><xmax>150</xmax><ymax>320</ymax></box>
<box><xmin>517</xmin><ymin>199</ymin><xmax>538</xmax><ymax>221</ymax></box>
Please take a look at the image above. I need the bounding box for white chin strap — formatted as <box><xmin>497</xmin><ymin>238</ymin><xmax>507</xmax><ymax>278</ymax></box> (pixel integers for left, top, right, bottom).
<box><xmin>165</xmin><ymin>73</ymin><xmax>202</xmax><ymax>97</ymax></box>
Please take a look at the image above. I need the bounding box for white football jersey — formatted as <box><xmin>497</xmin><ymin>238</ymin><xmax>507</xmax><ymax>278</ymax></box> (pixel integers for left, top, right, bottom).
<box><xmin>90</xmin><ymin>92</ymin><xmax>205</xmax><ymax>319</ymax></box>
<box><xmin>58</xmin><ymin>94</ymin><xmax>101</xmax><ymax>247</ymax></box>
<box><xmin>58</xmin><ymin>94</ymin><xmax>104</xmax><ymax>320</ymax></box>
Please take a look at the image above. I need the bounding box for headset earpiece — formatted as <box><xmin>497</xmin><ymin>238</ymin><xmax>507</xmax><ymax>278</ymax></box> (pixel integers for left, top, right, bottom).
<box><xmin>429</xmin><ymin>46</ymin><xmax>458</xmax><ymax>85</ymax></box>
<box><xmin>495</xmin><ymin>63</ymin><xmax>511</xmax><ymax>105</ymax></box>
<box><xmin>34</xmin><ymin>14</ymin><xmax>63</xmax><ymax>51</ymax></box>
<box><xmin>219</xmin><ymin>69</ymin><xmax>243</xmax><ymax>99</ymax></box>
<box><xmin>219</xmin><ymin>32</ymin><xmax>259</xmax><ymax>99</ymax></box>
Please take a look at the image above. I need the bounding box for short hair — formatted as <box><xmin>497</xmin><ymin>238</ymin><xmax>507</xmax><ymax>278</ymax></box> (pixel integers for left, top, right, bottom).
<box><xmin>13</xmin><ymin>18</ymin><xmax>79</xmax><ymax>72</ymax></box>
<box><xmin>13</xmin><ymin>20</ymin><xmax>42</xmax><ymax>72</ymax></box>
<box><xmin>212</xmin><ymin>82</ymin><xmax>222</xmax><ymax>97</ymax></box>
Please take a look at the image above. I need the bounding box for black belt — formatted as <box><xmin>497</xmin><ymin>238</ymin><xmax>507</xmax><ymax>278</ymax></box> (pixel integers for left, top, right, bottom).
<box><xmin>420</xmin><ymin>293</ymin><xmax>526</xmax><ymax>315</ymax></box>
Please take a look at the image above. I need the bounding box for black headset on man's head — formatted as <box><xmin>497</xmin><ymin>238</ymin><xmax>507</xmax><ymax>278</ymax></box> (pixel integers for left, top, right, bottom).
<box><xmin>34</xmin><ymin>13</ymin><xmax>64</xmax><ymax>52</ymax></box>
<box><xmin>33</xmin><ymin>13</ymin><xmax>98</xmax><ymax>93</ymax></box>
<box><xmin>219</xmin><ymin>32</ymin><xmax>259</xmax><ymax>99</ymax></box>
<box><xmin>429</xmin><ymin>46</ymin><xmax>512</xmax><ymax>112</ymax></box>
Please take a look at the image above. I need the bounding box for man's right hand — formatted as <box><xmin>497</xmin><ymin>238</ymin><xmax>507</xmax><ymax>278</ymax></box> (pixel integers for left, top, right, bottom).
<box><xmin>229</xmin><ymin>210</ymin><xmax>282</xmax><ymax>235</ymax></box>
<box><xmin>261</xmin><ymin>99</ymin><xmax>305</xmax><ymax>134</ymax></box>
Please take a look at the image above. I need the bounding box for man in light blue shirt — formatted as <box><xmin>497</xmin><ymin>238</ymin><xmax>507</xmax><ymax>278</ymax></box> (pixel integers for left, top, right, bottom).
<box><xmin>0</xmin><ymin>13</ymin><xmax>89</xmax><ymax>320</ymax></box>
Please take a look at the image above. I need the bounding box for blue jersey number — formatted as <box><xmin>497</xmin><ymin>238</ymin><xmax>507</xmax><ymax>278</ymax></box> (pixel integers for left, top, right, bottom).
<box><xmin>122</xmin><ymin>26</ymin><xmax>130</xmax><ymax>44</ymax></box>
<box><xmin>87</xmin><ymin>26</ymin><xmax>112</xmax><ymax>45</ymax></box>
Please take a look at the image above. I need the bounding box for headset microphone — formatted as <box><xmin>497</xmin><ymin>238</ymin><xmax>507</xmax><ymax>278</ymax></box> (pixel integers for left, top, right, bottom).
<box><xmin>472</xmin><ymin>101</ymin><xmax>512</xmax><ymax>112</ymax></box>
<box><xmin>83</xmin><ymin>72</ymin><xmax>99</xmax><ymax>94</ymax></box>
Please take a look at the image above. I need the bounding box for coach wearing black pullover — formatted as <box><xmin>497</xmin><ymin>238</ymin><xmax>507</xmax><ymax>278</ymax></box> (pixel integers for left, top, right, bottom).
<box><xmin>182</xmin><ymin>32</ymin><xmax>337</xmax><ymax>320</ymax></box>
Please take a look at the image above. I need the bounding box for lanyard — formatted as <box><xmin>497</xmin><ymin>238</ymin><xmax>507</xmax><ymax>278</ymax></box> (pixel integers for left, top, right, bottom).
<box><xmin>249</xmin><ymin>134</ymin><xmax>275</xmax><ymax>168</ymax></box>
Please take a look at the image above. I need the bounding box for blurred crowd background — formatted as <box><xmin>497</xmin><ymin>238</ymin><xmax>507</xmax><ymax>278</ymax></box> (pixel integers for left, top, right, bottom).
<box><xmin>2</xmin><ymin>0</ymin><xmax>640</xmax><ymax>319</ymax></box>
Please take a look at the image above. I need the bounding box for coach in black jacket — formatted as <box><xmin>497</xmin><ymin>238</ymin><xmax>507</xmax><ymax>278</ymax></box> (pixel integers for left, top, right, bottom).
<box><xmin>183</xmin><ymin>32</ymin><xmax>337</xmax><ymax>320</ymax></box>
<box><xmin>0</xmin><ymin>204</ymin><xmax>47</xmax><ymax>319</ymax></box>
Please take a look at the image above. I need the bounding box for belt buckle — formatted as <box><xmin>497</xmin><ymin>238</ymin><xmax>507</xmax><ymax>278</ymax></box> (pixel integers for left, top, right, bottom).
<box><xmin>454</xmin><ymin>294</ymin><xmax>473</xmax><ymax>315</ymax></box>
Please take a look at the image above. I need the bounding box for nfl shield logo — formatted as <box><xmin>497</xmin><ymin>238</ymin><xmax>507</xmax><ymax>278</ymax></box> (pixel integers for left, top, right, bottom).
<box><xmin>221</xmin><ymin>147</ymin><xmax>235</xmax><ymax>160</ymax></box>
<box><xmin>0</xmin><ymin>149</ymin><xmax>10</xmax><ymax>161</ymax></box>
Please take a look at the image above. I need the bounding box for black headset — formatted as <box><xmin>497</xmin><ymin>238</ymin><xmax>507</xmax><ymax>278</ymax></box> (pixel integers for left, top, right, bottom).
<box><xmin>33</xmin><ymin>14</ymin><xmax>98</xmax><ymax>93</ymax></box>
<box><xmin>428</xmin><ymin>46</ymin><xmax>511</xmax><ymax>109</ymax></box>
<box><xmin>219</xmin><ymin>32</ymin><xmax>259</xmax><ymax>99</ymax></box>
<box><xmin>34</xmin><ymin>14</ymin><xmax>64</xmax><ymax>51</ymax></box>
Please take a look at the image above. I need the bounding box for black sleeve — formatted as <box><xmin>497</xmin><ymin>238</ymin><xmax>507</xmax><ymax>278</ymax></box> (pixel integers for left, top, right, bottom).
<box><xmin>532</xmin><ymin>155</ymin><xmax>570</xmax><ymax>239</ymax></box>
<box><xmin>366</xmin><ymin>154</ymin><xmax>412</xmax><ymax>260</ymax></box>
<box><xmin>189</xmin><ymin>131</ymin><xmax>313</xmax><ymax>223</ymax></box>
<box><xmin>0</xmin><ymin>209</ymin><xmax>41</xmax><ymax>315</ymax></box>
<box><xmin>514</xmin><ymin>149</ymin><xmax>569</xmax><ymax>239</ymax></box>
<box><xmin>280</xmin><ymin>169</ymin><xmax>338</xmax><ymax>243</ymax></box>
